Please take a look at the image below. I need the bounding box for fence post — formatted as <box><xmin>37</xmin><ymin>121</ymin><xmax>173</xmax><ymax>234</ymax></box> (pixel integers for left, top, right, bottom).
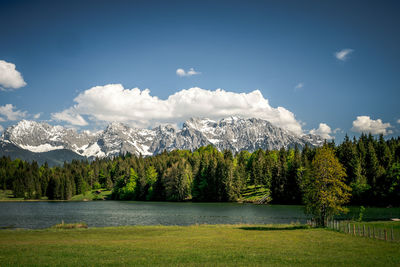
<box><xmin>391</xmin><ymin>228</ymin><xmax>394</xmax><ymax>241</ymax></box>
<box><xmin>373</xmin><ymin>227</ymin><xmax>375</xmax><ymax>239</ymax></box>
<box><xmin>384</xmin><ymin>229</ymin><xmax>387</xmax><ymax>241</ymax></box>
<box><xmin>363</xmin><ymin>225</ymin><xmax>365</xmax><ymax>237</ymax></box>
<box><xmin>353</xmin><ymin>224</ymin><xmax>356</xmax><ymax>235</ymax></box>
<box><xmin>348</xmin><ymin>223</ymin><xmax>350</xmax><ymax>234</ymax></box>
<box><xmin>368</xmin><ymin>226</ymin><xmax>370</xmax><ymax>238</ymax></box>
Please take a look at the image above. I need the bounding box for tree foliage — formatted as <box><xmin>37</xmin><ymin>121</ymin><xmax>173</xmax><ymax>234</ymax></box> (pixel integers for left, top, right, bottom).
<box><xmin>303</xmin><ymin>146</ymin><xmax>351</xmax><ymax>226</ymax></box>
<box><xmin>0</xmin><ymin>134</ymin><xmax>399</xmax><ymax>207</ymax></box>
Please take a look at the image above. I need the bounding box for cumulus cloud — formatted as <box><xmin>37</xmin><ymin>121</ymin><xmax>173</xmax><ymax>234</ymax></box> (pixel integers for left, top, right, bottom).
<box><xmin>51</xmin><ymin>107</ymin><xmax>88</xmax><ymax>126</ymax></box>
<box><xmin>310</xmin><ymin>123</ymin><xmax>334</xmax><ymax>140</ymax></box>
<box><xmin>0</xmin><ymin>60</ymin><xmax>27</xmax><ymax>90</ymax></box>
<box><xmin>176</xmin><ymin>68</ymin><xmax>200</xmax><ymax>77</ymax></box>
<box><xmin>335</xmin><ymin>48</ymin><xmax>354</xmax><ymax>61</ymax></box>
<box><xmin>53</xmin><ymin>84</ymin><xmax>304</xmax><ymax>135</ymax></box>
<box><xmin>397</xmin><ymin>119</ymin><xmax>400</xmax><ymax>124</ymax></box>
<box><xmin>0</xmin><ymin>104</ymin><xmax>27</xmax><ymax>121</ymax></box>
<box><xmin>351</xmin><ymin>116</ymin><xmax>392</xmax><ymax>135</ymax></box>
<box><xmin>0</xmin><ymin>125</ymin><xmax>3</xmax><ymax>132</ymax></box>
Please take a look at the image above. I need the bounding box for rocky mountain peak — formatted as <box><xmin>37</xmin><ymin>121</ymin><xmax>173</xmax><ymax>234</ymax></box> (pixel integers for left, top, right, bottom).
<box><xmin>1</xmin><ymin>117</ymin><xmax>324</xmax><ymax>160</ymax></box>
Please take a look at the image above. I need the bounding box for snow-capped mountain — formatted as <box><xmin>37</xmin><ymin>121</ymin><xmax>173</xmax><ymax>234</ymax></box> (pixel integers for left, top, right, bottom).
<box><xmin>0</xmin><ymin>117</ymin><xmax>324</xmax><ymax>160</ymax></box>
<box><xmin>1</xmin><ymin>120</ymin><xmax>99</xmax><ymax>153</ymax></box>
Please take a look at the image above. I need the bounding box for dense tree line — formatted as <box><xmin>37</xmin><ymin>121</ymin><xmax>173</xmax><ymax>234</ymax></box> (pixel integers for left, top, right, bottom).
<box><xmin>0</xmin><ymin>134</ymin><xmax>399</xmax><ymax>206</ymax></box>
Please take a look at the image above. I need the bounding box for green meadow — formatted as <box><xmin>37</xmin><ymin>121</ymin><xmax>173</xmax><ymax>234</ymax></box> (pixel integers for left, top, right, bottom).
<box><xmin>1</xmin><ymin>224</ymin><xmax>399</xmax><ymax>266</ymax></box>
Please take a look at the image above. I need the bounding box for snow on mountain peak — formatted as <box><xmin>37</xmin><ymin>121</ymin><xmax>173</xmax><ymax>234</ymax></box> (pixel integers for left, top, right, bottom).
<box><xmin>1</xmin><ymin>117</ymin><xmax>323</xmax><ymax>158</ymax></box>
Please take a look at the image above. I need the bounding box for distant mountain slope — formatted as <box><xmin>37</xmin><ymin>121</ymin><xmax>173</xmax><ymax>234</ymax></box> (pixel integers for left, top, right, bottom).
<box><xmin>0</xmin><ymin>117</ymin><xmax>324</xmax><ymax>164</ymax></box>
<box><xmin>0</xmin><ymin>141</ymin><xmax>85</xmax><ymax>166</ymax></box>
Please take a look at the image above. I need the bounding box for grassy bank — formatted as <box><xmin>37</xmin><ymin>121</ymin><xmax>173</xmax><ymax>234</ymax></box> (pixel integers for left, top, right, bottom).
<box><xmin>70</xmin><ymin>189</ymin><xmax>112</xmax><ymax>201</ymax></box>
<box><xmin>0</xmin><ymin>224</ymin><xmax>399</xmax><ymax>266</ymax></box>
<box><xmin>0</xmin><ymin>189</ymin><xmax>112</xmax><ymax>201</ymax></box>
<box><xmin>0</xmin><ymin>190</ymin><xmax>27</xmax><ymax>201</ymax></box>
<box><xmin>240</xmin><ymin>185</ymin><xmax>270</xmax><ymax>203</ymax></box>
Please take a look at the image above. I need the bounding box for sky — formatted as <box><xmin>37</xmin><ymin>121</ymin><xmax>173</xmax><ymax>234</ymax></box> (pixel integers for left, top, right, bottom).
<box><xmin>0</xmin><ymin>0</ymin><xmax>399</xmax><ymax>141</ymax></box>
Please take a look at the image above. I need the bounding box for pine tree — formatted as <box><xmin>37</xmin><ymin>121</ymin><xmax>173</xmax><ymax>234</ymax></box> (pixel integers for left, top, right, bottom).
<box><xmin>164</xmin><ymin>159</ymin><xmax>192</xmax><ymax>201</ymax></box>
<box><xmin>285</xmin><ymin>146</ymin><xmax>302</xmax><ymax>204</ymax></box>
<box><xmin>145</xmin><ymin>166</ymin><xmax>158</xmax><ymax>200</ymax></box>
<box><xmin>365</xmin><ymin>141</ymin><xmax>383</xmax><ymax>203</ymax></box>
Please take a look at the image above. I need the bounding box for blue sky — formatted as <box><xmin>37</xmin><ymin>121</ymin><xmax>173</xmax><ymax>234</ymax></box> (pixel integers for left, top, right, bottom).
<box><xmin>0</xmin><ymin>0</ymin><xmax>399</xmax><ymax>141</ymax></box>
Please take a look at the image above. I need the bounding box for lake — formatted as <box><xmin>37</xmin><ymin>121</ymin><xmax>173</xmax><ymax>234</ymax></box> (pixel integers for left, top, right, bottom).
<box><xmin>0</xmin><ymin>201</ymin><xmax>307</xmax><ymax>229</ymax></box>
<box><xmin>1</xmin><ymin>202</ymin><xmax>398</xmax><ymax>229</ymax></box>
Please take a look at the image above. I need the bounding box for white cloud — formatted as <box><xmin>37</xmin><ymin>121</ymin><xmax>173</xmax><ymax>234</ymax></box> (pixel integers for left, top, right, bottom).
<box><xmin>51</xmin><ymin>107</ymin><xmax>88</xmax><ymax>126</ymax></box>
<box><xmin>310</xmin><ymin>123</ymin><xmax>334</xmax><ymax>140</ymax></box>
<box><xmin>176</xmin><ymin>68</ymin><xmax>201</xmax><ymax>77</ymax></box>
<box><xmin>0</xmin><ymin>104</ymin><xmax>27</xmax><ymax>121</ymax></box>
<box><xmin>53</xmin><ymin>84</ymin><xmax>304</xmax><ymax>135</ymax></box>
<box><xmin>397</xmin><ymin>119</ymin><xmax>400</xmax><ymax>124</ymax></box>
<box><xmin>33</xmin><ymin>113</ymin><xmax>41</xmax><ymax>119</ymax></box>
<box><xmin>0</xmin><ymin>60</ymin><xmax>27</xmax><ymax>90</ymax></box>
<box><xmin>335</xmin><ymin>48</ymin><xmax>354</xmax><ymax>61</ymax></box>
<box><xmin>351</xmin><ymin>116</ymin><xmax>392</xmax><ymax>135</ymax></box>
<box><xmin>294</xmin><ymin>83</ymin><xmax>304</xmax><ymax>91</ymax></box>
<box><xmin>0</xmin><ymin>125</ymin><xmax>3</xmax><ymax>132</ymax></box>
<box><xmin>333</xmin><ymin>128</ymin><xmax>341</xmax><ymax>134</ymax></box>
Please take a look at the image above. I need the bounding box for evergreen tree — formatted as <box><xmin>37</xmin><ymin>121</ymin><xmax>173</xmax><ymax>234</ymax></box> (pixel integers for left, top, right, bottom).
<box><xmin>145</xmin><ymin>166</ymin><xmax>158</xmax><ymax>200</ymax></box>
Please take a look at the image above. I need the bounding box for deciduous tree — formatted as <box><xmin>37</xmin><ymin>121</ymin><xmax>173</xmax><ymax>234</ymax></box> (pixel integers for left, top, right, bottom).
<box><xmin>303</xmin><ymin>145</ymin><xmax>351</xmax><ymax>226</ymax></box>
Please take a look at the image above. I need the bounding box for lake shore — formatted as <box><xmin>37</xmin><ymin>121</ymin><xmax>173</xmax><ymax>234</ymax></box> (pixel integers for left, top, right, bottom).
<box><xmin>0</xmin><ymin>189</ymin><xmax>113</xmax><ymax>202</ymax></box>
<box><xmin>0</xmin><ymin>188</ymin><xmax>267</xmax><ymax>203</ymax></box>
<box><xmin>1</xmin><ymin>224</ymin><xmax>399</xmax><ymax>266</ymax></box>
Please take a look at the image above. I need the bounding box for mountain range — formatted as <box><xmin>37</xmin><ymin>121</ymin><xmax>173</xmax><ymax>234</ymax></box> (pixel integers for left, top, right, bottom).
<box><xmin>0</xmin><ymin>117</ymin><xmax>324</xmax><ymax>165</ymax></box>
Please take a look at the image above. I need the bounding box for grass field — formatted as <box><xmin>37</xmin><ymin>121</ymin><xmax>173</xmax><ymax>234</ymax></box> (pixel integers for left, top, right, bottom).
<box><xmin>0</xmin><ymin>224</ymin><xmax>399</xmax><ymax>266</ymax></box>
<box><xmin>330</xmin><ymin>220</ymin><xmax>400</xmax><ymax>241</ymax></box>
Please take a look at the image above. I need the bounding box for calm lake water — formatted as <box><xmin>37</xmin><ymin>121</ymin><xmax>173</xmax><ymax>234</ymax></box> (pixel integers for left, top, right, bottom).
<box><xmin>0</xmin><ymin>201</ymin><xmax>307</xmax><ymax>229</ymax></box>
<box><xmin>1</xmin><ymin>202</ymin><xmax>398</xmax><ymax>229</ymax></box>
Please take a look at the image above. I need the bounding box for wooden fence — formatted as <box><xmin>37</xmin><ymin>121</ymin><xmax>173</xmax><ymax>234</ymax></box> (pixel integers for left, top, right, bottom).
<box><xmin>306</xmin><ymin>219</ymin><xmax>398</xmax><ymax>242</ymax></box>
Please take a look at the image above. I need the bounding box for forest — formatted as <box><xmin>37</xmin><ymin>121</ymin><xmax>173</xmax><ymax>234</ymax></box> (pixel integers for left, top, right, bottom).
<box><xmin>0</xmin><ymin>133</ymin><xmax>399</xmax><ymax>206</ymax></box>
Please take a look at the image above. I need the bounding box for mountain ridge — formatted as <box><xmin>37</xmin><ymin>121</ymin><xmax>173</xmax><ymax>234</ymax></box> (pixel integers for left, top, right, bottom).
<box><xmin>0</xmin><ymin>117</ymin><xmax>324</xmax><ymax>164</ymax></box>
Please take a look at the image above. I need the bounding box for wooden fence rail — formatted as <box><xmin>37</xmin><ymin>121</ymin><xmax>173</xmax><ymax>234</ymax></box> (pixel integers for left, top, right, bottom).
<box><xmin>306</xmin><ymin>219</ymin><xmax>397</xmax><ymax>242</ymax></box>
